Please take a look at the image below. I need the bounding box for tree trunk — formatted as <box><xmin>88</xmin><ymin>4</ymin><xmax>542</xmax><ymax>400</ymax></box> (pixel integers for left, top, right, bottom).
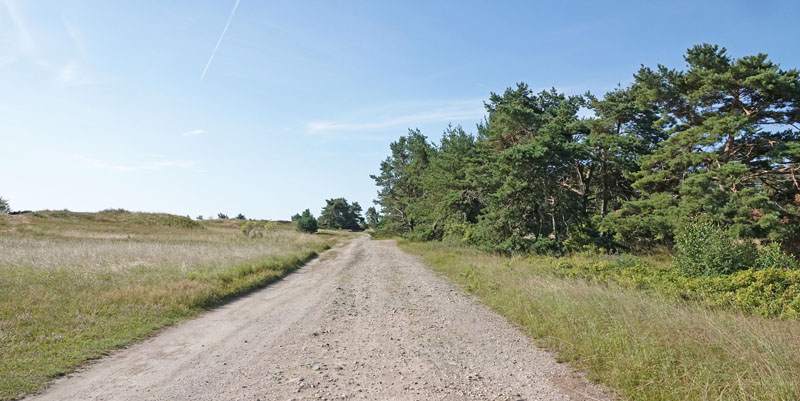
<box><xmin>551</xmin><ymin>201</ymin><xmax>558</xmax><ymax>242</ymax></box>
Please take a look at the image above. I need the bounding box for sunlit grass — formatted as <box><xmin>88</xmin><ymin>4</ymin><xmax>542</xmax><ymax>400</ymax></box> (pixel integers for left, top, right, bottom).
<box><xmin>0</xmin><ymin>211</ymin><xmax>335</xmax><ymax>400</ymax></box>
<box><xmin>402</xmin><ymin>241</ymin><xmax>800</xmax><ymax>401</ymax></box>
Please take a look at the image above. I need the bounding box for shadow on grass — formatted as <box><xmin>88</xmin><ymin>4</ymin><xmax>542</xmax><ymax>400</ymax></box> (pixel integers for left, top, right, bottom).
<box><xmin>195</xmin><ymin>246</ymin><xmax>329</xmax><ymax>311</ymax></box>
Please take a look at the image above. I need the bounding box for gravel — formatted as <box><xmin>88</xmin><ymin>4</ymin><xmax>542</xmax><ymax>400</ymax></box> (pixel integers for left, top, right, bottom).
<box><xmin>29</xmin><ymin>235</ymin><xmax>612</xmax><ymax>400</ymax></box>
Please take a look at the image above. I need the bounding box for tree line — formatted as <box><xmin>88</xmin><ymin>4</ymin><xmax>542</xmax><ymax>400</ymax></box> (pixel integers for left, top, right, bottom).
<box><xmin>293</xmin><ymin>198</ymin><xmax>377</xmax><ymax>233</ymax></box>
<box><xmin>371</xmin><ymin>44</ymin><xmax>800</xmax><ymax>255</ymax></box>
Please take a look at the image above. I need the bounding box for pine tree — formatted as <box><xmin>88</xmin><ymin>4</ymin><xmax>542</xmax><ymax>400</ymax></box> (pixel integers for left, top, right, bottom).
<box><xmin>317</xmin><ymin>198</ymin><xmax>365</xmax><ymax>230</ymax></box>
<box><xmin>296</xmin><ymin>209</ymin><xmax>318</xmax><ymax>233</ymax></box>
<box><xmin>612</xmin><ymin>44</ymin><xmax>800</xmax><ymax>247</ymax></box>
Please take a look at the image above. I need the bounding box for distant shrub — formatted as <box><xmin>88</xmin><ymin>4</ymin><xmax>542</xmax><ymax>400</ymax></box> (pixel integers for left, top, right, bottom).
<box><xmin>290</xmin><ymin>213</ymin><xmax>301</xmax><ymax>222</ymax></box>
<box><xmin>217</xmin><ymin>213</ymin><xmax>229</xmax><ymax>219</ymax></box>
<box><xmin>241</xmin><ymin>221</ymin><xmax>280</xmax><ymax>237</ymax></box>
<box><xmin>614</xmin><ymin>254</ymin><xmax>644</xmax><ymax>269</ymax></box>
<box><xmin>0</xmin><ymin>196</ymin><xmax>9</xmax><ymax>214</ymax></box>
<box><xmin>235</xmin><ymin>213</ymin><xmax>246</xmax><ymax>220</ymax></box>
<box><xmin>576</xmin><ymin>244</ymin><xmax>608</xmax><ymax>257</ymax></box>
<box><xmin>101</xmin><ymin>208</ymin><xmax>129</xmax><ymax>213</ymax></box>
<box><xmin>674</xmin><ymin>222</ymin><xmax>757</xmax><ymax>277</ymax></box>
<box><xmin>487</xmin><ymin>237</ymin><xmax>532</xmax><ymax>255</ymax></box>
<box><xmin>196</xmin><ymin>215</ymin><xmax>204</xmax><ymax>220</ymax></box>
<box><xmin>756</xmin><ymin>243</ymin><xmax>798</xmax><ymax>271</ymax></box>
<box><xmin>240</xmin><ymin>221</ymin><xmax>261</xmax><ymax>236</ymax></box>
<box><xmin>296</xmin><ymin>209</ymin><xmax>318</xmax><ymax>234</ymax></box>
<box><xmin>120</xmin><ymin>212</ymin><xmax>200</xmax><ymax>229</ymax></box>
<box><xmin>404</xmin><ymin>227</ymin><xmax>437</xmax><ymax>242</ymax></box>
<box><xmin>529</xmin><ymin>238</ymin><xmax>564</xmax><ymax>256</ymax></box>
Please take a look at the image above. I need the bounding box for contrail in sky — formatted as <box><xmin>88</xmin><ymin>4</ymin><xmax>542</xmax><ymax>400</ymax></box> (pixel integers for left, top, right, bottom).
<box><xmin>201</xmin><ymin>0</ymin><xmax>240</xmax><ymax>80</ymax></box>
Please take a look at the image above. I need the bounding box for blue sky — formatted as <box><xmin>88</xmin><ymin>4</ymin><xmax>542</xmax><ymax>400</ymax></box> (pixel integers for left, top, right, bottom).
<box><xmin>2</xmin><ymin>0</ymin><xmax>799</xmax><ymax>220</ymax></box>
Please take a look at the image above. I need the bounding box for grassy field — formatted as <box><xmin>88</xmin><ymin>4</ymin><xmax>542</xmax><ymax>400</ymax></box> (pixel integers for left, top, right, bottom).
<box><xmin>0</xmin><ymin>210</ymin><xmax>336</xmax><ymax>400</ymax></box>
<box><xmin>401</xmin><ymin>241</ymin><xmax>800</xmax><ymax>401</ymax></box>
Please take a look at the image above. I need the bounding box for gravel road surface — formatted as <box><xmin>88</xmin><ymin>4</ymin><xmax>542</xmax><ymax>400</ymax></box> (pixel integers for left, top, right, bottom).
<box><xmin>30</xmin><ymin>235</ymin><xmax>611</xmax><ymax>401</ymax></box>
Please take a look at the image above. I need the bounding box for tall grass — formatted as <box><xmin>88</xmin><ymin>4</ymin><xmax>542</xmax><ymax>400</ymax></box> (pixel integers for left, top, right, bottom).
<box><xmin>0</xmin><ymin>212</ymin><xmax>334</xmax><ymax>400</ymax></box>
<box><xmin>402</xmin><ymin>241</ymin><xmax>800</xmax><ymax>401</ymax></box>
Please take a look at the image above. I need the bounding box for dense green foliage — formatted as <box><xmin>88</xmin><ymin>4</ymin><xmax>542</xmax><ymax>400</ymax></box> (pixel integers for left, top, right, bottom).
<box><xmin>317</xmin><ymin>198</ymin><xmax>365</xmax><ymax>230</ymax></box>
<box><xmin>365</xmin><ymin>206</ymin><xmax>380</xmax><ymax>228</ymax></box>
<box><xmin>0</xmin><ymin>197</ymin><xmax>9</xmax><ymax>214</ymax></box>
<box><xmin>549</xmin><ymin>252</ymin><xmax>800</xmax><ymax>319</ymax></box>
<box><xmin>372</xmin><ymin>44</ymin><xmax>800</xmax><ymax>258</ymax></box>
<box><xmin>674</xmin><ymin>222</ymin><xmax>757</xmax><ymax>276</ymax></box>
<box><xmin>296</xmin><ymin>209</ymin><xmax>318</xmax><ymax>233</ymax></box>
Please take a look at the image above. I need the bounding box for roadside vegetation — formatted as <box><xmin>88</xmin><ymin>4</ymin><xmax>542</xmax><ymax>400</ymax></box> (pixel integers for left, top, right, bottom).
<box><xmin>0</xmin><ymin>209</ymin><xmax>335</xmax><ymax>400</ymax></box>
<box><xmin>402</xmin><ymin>241</ymin><xmax>800</xmax><ymax>400</ymax></box>
<box><xmin>371</xmin><ymin>44</ymin><xmax>800</xmax><ymax>399</ymax></box>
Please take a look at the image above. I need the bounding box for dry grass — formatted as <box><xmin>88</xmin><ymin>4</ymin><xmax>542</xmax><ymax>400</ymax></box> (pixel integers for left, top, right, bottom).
<box><xmin>0</xmin><ymin>211</ymin><xmax>336</xmax><ymax>400</ymax></box>
<box><xmin>0</xmin><ymin>233</ymin><xmax>315</xmax><ymax>272</ymax></box>
<box><xmin>402</xmin><ymin>241</ymin><xmax>800</xmax><ymax>401</ymax></box>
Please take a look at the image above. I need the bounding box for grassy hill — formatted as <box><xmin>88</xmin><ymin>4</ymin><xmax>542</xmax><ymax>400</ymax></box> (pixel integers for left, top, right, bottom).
<box><xmin>0</xmin><ymin>210</ymin><xmax>335</xmax><ymax>400</ymax></box>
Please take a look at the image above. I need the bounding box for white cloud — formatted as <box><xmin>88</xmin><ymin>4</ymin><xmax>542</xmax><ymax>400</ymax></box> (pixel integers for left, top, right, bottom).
<box><xmin>75</xmin><ymin>155</ymin><xmax>198</xmax><ymax>172</ymax></box>
<box><xmin>305</xmin><ymin>99</ymin><xmax>486</xmax><ymax>134</ymax></box>
<box><xmin>182</xmin><ymin>129</ymin><xmax>205</xmax><ymax>137</ymax></box>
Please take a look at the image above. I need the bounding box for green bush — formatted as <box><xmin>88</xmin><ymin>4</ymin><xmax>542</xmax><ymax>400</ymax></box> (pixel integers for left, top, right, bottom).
<box><xmin>614</xmin><ymin>254</ymin><xmax>644</xmax><ymax>269</ymax></box>
<box><xmin>674</xmin><ymin>222</ymin><xmax>756</xmax><ymax>277</ymax></box>
<box><xmin>0</xmin><ymin>196</ymin><xmax>9</xmax><ymax>214</ymax></box>
<box><xmin>296</xmin><ymin>209</ymin><xmax>318</xmax><ymax>234</ymax></box>
<box><xmin>683</xmin><ymin>268</ymin><xmax>800</xmax><ymax>318</ymax></box>
<box><xmin>756</xmin><ymin>243</ymin><xmax>799</xmax><ymax>271</ymax></box>
<box><xmin>240</xmin><ymin>221</ymin><xmax>262</xmax><ymax>236</ymax></box>
<box><xmin>536</xmin><ymin>250</ymin><xmax>800</xmax><ymax>318</ymax></box>
<box><xmin>529</xmin><ymin>238</ymin><xmax>564</xmax><ymax>256</ymax></box>
<box><xmin>490</xmin><ymin>237</ymin><xmax>533</xmax><ymax>255</ymax></box>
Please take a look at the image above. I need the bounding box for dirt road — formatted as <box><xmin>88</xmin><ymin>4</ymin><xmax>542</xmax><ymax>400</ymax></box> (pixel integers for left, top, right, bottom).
<box><xmin>31</xmin><ymin>235</ymin><xmax>610</xmax><ymax>400</ymax></box>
